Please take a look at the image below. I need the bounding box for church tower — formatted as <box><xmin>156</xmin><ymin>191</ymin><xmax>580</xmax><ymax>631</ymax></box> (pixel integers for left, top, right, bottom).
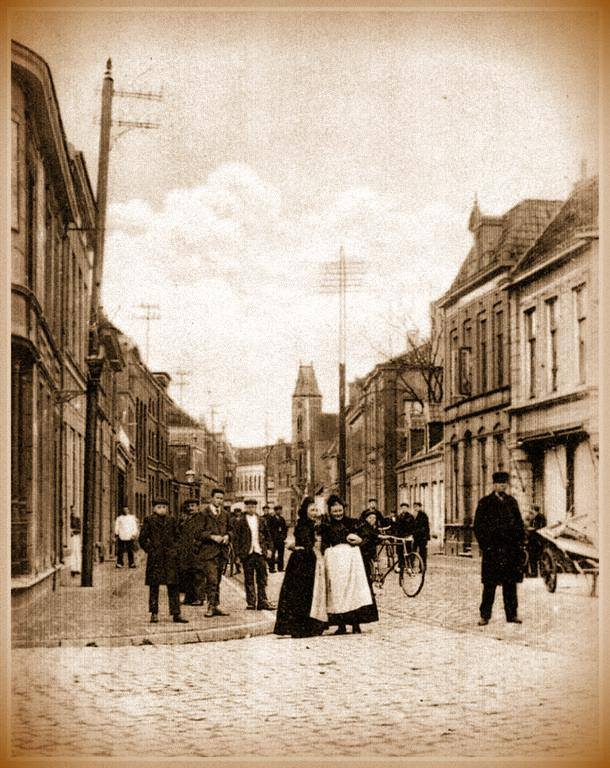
<box><xmin>292</xmin><ymin>364</ymin><xmax>322</xmax><ymax>496</ymax></box>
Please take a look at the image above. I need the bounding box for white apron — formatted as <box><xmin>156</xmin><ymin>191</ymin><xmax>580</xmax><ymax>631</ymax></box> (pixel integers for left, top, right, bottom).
<box><xmin>309</xmin><ymin>544</ymin><xmax>328</xmax><ymax>623</ymax></box>
<box><xmin>324</xmin><ymin>543</ymin><xmax>372</xmax><ymax>615</ymax></box>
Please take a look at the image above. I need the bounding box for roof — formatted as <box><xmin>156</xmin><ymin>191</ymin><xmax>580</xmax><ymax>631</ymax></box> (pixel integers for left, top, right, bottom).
<box><xmin>512</xmin><ymin>177</ymin><xmax>598</xmax><ymax>276</ymax></box>
<box><xmin>235</xmin><ymin>446</ymin><xmax>268</xmax><ymax>465</ymax></box>
<box><xmin>443</xmin><ymin>197</ymin><xmax>563</xmax><ymax>300</ymax></box>
<box><xmin>293</xmin><ymin>364</ymin><xmax>322</xmax><ymax>398</ymax></box>
<box><xmin>167</xmin><ymin>402</ymin><xmax>200</xmax><ymax>428</ymax></box>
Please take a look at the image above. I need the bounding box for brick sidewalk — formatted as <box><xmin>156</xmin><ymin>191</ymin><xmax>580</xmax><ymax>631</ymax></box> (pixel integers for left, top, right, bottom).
<box><xmin>11</xmin><ymin>552</ymin><xmax>284</xmax><ymax>648</ymax></box>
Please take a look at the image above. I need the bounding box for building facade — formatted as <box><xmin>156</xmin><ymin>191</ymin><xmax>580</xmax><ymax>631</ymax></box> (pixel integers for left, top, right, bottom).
<box><xmin>396</xmin><ymin>400</ymin><xmax>445</xmax><ymax>548</ymax></box>
<box><xmin>116</xmin><ymin>335</ymin><xmax>172</xmax><ymax>523</ymax></box>
<box><xmin>437</xmin><ymin>196</ymin><xmax>563</xmax><ymax>553</ymax></box>
<box><xmin>235</xmin><ymin>447</ymin><xmax>267</xmax><ymax>508</ymax></box>
<box><xmin>11</xmin><ymin>41</ymin><xmax>96</xmax><ymax>594</ymax></box>
<box><xmin>507</xmin><ymin>177</ymin><xmax>598</xmax><ymax>531</ymax></box>
<box><xmin>346</xmin><ymin>352</ymin><xmax>429</xmax><ymax>517</ymax></box>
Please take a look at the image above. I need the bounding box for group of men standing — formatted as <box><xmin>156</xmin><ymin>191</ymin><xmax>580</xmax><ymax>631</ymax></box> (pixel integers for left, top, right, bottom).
<box><xmin>136</xmin><ymin>489</ymin><xmax>288</xmax><ymax>623</ymax></box>
<box><xmin>128</xmin><ymin>470</ymin><xmax>529</xmax><ymax>627</ymax></box>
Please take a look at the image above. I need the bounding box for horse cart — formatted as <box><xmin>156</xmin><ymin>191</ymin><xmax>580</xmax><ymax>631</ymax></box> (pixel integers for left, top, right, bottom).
<box><xmin>536</xmin><ymin>515</ymin><xmax>599</xmax><ymax>596</ymax></box>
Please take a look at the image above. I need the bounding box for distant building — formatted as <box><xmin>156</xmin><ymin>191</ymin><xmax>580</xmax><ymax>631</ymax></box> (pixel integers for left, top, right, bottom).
<box><xmin>291</xmin><ymin>364</ymin><xmax>338</xmax><ymax>501</ymax></box>
<box><xmin>437</xmin><ymin>194</ymin><xmax>563</xmax><ymax>554</ymax></box>
<box><xmin>235</xmin><ymin>447</ymin><xmax>268</xmax><ymax>509</ymax></box>
<box><xmin>346</xmin><ymin>351</ymin><xmax>429</xmax><ymax>517</ymax></box>
<box><xmin>116</xmin><ymin>335</ymin><xmax>172</xmax><ymax>522</ymax></box>
<box><xmin>266</xmin><ymin>440</ymin><xmax>296</xmax><ymax>522</ymax></box>
<box><xmin>507</xmin><ymin>176</ymin><xmax>598</xmax><ymax>530</ymax></box>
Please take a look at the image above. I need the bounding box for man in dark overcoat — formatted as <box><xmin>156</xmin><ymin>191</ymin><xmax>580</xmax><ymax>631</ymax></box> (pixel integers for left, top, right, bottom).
<box><xmin>198</xmin><ymin>488</ymin><xmax>232</xmax><ymax>617</ymax></box>
<box><xmin>178</xmin><ymin>499</ymin><xmax>206</xmax><ymax>605</ymax></box>
<box><xmin>267</xmin><ymin>505</ymin><xmax>288</xmax><ymax>572</ymax></box>
<box><xmin>412</xmin><ymin>502</ymin><xmax>431</xmax><ymax>568</ymax></box>
<box><xmin>473</xmin><ymin>471</ymin><xmax>526</xmax><ymax>625</ymax></box>
<box><xmin>139</xmin><ymin>499</ymin><xmax>188</xmax><ymax>624</ymax></box>
<box><xmin>233</xmin><ymin>499</ymin><xmax>275</xmax><ymax>610</ymax></box>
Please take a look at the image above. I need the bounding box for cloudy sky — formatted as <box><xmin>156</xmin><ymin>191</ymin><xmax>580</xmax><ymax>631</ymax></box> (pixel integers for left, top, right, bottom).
<box><xmin>11</xmin><ymin>8</ymin><xmax>599</xmax><ymax>446</ymax></box>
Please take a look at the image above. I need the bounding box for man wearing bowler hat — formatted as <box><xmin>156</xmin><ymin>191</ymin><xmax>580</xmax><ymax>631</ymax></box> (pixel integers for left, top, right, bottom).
<box><xmin>473</xmin><ymin>471</ymin><xmax>526</xmax><ymax>625</ymax></box>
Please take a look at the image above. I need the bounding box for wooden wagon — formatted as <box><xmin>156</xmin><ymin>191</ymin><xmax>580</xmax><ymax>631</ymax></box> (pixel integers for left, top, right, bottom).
<box><xmin>535</xmin><ymin>515</ymin><xmax>598</xmax><ymax>596</ymax></box>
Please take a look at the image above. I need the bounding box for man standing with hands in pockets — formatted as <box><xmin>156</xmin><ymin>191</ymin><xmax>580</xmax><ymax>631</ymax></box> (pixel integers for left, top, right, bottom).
<box><xmin>198</xmin><ymin>488</ymin><xmax>231</xmax><ymax>617</ymax></box>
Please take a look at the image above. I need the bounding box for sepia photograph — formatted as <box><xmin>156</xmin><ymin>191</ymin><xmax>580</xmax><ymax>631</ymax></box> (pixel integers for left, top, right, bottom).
<box><xmin>4</xmin><ymin>1</ymin><xmax>604</xmax><ymax>764</ymax></box>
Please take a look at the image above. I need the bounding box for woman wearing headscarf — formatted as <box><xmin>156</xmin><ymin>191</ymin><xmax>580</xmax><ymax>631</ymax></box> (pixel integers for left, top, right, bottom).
<box><xmin>321</xmin><ymin>495</ymin><xmax>379</xmax><ymax>635</ymax></box>
<box><xmin>273</xmin><ymin>496</ymin><xmax>328</xmax><ymax>638</ymax></box>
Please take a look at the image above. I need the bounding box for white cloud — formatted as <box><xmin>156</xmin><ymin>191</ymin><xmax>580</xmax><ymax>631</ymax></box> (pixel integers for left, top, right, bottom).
<box><xmin>102</xmin><ymin>162</ymin><xmax>471</xmax><ymax>445</ymax></box>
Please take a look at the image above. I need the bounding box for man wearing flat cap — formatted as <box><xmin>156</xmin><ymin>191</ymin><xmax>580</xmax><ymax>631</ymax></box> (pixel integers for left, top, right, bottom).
<box><xmin>233</xmin><ymin>499</ymin><xmax>275</xmax><ymax>610</ymax></box>
<box><xmin>266</xmin><ymin>504</ymin><xmax>288</xmax><ymax>573</ymax></box>
<box><xmin>139</xmin><ymin>498</ymin><xmax>188</xmax><ymax>624</ymax></box>
<box><xmin>198</xmin><ymin>488</ymin><xmax>232</xmax><ymax>617</ymax></box>
<box><xmin>473</xmin><ymin>471</ymin><xmax>526</xmax><ymax>626</ymax></box>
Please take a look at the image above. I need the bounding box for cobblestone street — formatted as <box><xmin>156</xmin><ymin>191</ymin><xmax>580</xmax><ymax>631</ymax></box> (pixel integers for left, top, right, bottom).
<box><xmin>11</xmin><ymin>557</ymin><xmax>600</xmax><ymax>761</ymax></box>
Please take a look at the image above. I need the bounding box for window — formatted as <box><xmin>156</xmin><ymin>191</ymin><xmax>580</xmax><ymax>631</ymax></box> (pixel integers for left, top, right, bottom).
<box><xmin>12</xmin><ymin>119</ymin><xmax>20</xmax><ymax>231</ymax></box>
<box><xmin>458</xmin><ymin>347</ymin><xmax>472</xmax><ymax>395</ymax></box>
<box><xmin>494</xmin><ymin>309</ymin><xmax>504</xmax><ymax>387</ymax></box>
<box><xmin>71</xmin><ymin>253</ymin><xmax>77</xmax><ymax>354</ymax></box>
<box><xmin>25</xmin><ymin>163</ymin><xmax>36</xmax><ymax>290</ymax></box>
<box><xmin>460</xmin><ymin>320</ymin><xmax>473</xmax><ymax>395</ymax></box>
<box><xmin>573</xmin><ymin>284</ymin><xmax>587</xmax><ymax>384</ymax></box>
<box><xmin>493</xmin><ymin>429</ymin><xmax>505</xmax><ymax>471</ymax></box>
<box><xmin>450</xmin><ymin>330</ymin><xmax>459</xmax><ymax>397</ymax></box>
<box><xmin>546</xmin><ymin>296</ymin><xmax>558</xmax><ymax>392</ymax></box>
<box><xmin>524</xmin><ymin>308</ymin><xmax>537</xmax><ymax>398</ymax></box>
<box><xmin>478</xmin><ymin>316</ymin><xmax>488</xmax><ymax>392</ymax></box>
<box><xmin>478</xmin><ymin>435</ymin><xmax>487</xmax><ymax>496</ymax></box>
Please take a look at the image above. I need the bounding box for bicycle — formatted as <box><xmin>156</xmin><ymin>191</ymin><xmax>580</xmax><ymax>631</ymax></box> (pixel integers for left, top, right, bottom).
<box><xmin>372</xmin><ymin>534</ymin><xmax>425</xmax><ymax>597</ymax></box>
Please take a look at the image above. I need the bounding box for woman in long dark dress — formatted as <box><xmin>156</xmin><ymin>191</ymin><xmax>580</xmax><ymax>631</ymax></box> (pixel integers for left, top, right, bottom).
<box><xmin>321</xmin><ymin>495</ymin><xmax>379</xmax><ymax>635</ymax></box>
<box><xmin>274</xmin><ymin>497</ymin><xmax>327</xmax><ymax>638</ymax></box>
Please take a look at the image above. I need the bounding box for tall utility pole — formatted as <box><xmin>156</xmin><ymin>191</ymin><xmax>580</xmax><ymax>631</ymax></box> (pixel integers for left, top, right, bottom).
<box><xmin>173</xmin><ymin>369</ymin><xmax>192</xmax><ymax>407</ymax></box>
<box><xmin>81</xmin><ymin>59</ymin><xmax>113</xmax><ymax>587</ymax></box>
<box><xmin>319</xmin><ymin>246</ymin><xmax>366</xmax><ymax>502</ymax></box>
<box><xmin>136</xmin><ymin>303</ymin><xmax>160</xmax><ymax>364</ymax></box>
<box><xmin>82</xmin><ymin>60</ymin><xmax>162</xmax><ymax>587</ymax></box>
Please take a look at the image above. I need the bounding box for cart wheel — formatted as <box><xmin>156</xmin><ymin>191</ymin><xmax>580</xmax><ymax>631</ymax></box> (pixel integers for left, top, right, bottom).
<box><xmin>399</xmin><ymin>552</ymin><xmax>425</xmax><ymax>597</ymax></box>
<box><xmin>539</xmin><ymin>549</ymin><xmax>557</xmax><ymax>593</ymax></box>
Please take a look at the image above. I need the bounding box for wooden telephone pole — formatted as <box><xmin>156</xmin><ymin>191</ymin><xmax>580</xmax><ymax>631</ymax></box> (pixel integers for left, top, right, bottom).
<box><xmin>81</xmin><ymin>59</ymin><xmax>113</xmax><ymax>586</ymax></box>
<box><xmin>81</xmin><ymin>61</ymin><xmax>162</xmax><ymax>586</ymax></box>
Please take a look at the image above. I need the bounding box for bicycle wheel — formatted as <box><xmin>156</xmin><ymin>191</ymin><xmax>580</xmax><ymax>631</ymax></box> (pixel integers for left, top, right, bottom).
<box><xmin>539</xmin><ymin>549</ymin><xmax>557</xmax><ymax>593</ymax></box>
<box><xmin>399</xmin><ymin>552</ymin><xmax>425</xmax><ymax>597</ymax></box>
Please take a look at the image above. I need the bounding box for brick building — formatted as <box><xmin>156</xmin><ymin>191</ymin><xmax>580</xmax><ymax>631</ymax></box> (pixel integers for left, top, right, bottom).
<box><xmin>507</xmin><ymin>177</ymin><xmax>598</xmax><ymax>530</ymax></box>
<box><xmin>11</xmin><ymin>41</ymin><xmax>96</xmax><ymax>597</ymax></box>
<box><xmin>116</xmin><ymin>334</ymin><xmax>172</xmax><ymax>523</ymax></box>
<box><xmin>346</xmin><ymin>352</ymin><xmax>429</xmax><ymax>517</ymax></box>
<box><xmin>168</xmin><ymin>403</ymin><xmax>230</xmax><ymax>510</ymax></box>
<box><xmin>437</xmin><ymin>195</ymin><xmax>563</xmax><ymax>553</ymax></box>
